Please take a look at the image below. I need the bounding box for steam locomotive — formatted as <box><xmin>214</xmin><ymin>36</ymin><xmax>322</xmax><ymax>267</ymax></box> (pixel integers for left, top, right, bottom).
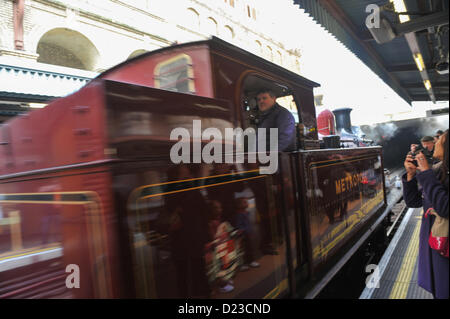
<box><xmin>317</xmin><ymin>107</ymin><xmax>375</xmax><ymax>149</ymax></box>
<box><xmin>0</xmin><ymin>37</ymin><xmax>386</xmax><ymax>299</ymax></box>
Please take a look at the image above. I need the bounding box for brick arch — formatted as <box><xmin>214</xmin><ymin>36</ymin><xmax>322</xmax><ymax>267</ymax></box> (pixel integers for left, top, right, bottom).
<box><xmin>186</xmin><ymin>8</ymin><xmax>200</xmax><ymax>31</ymax></box>
<box><xmin>30</xmin><ymin>26</ymin><xmax>101</xmax><ymax>71</ymax></box>
<box><xmin>265</xmin><ymin>45</ymin><xmax>273</xmax><ymax>61</ymax></box>
<box><xmin>254</xmin><ymin>40</ymin><xmax>263</xmax><ymax>55</ymax></box>
<box><xmin>223</xmin><ymin>25</ymin><xmax>234</xmax><ymax>41</ymax></box>
<box><xmin>127</xmin><ymin>49</ymin><xmax>148</xmax><ymax>60</ymax></box>
<box><xmin>205</xmin><ymin>17</ymin><xmax>218</xmax><ymax>36</ymax></box>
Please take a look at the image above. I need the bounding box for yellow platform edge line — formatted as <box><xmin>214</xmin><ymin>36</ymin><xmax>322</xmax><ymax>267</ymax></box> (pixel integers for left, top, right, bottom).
<box><xmin>389</xmin><ymin>216</ymin><xmax>421</xmax><ymax>299</ymax></box>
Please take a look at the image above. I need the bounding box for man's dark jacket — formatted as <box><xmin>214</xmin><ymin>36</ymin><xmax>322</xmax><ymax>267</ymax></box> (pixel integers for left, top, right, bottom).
<box><xmin>257</xmin><ymin>103</ymin><xmax>296</xmax><ymax>152</ymax></box>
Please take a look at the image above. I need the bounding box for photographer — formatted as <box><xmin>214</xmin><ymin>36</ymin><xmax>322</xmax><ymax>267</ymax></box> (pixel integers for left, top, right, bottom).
<box><xmin>409</xmin><ymin>136</ymin><xmax>436</xmax><ymax>165</ymax></box>
<box><xmin>402</xmin><ymin>130</ymin><xmax>449</xmax><ymax>299</ymax></box>
<box><xmin>434</xmin><ymin>130</ymin><xmax>444</xmax><ymax>143</ymax></box>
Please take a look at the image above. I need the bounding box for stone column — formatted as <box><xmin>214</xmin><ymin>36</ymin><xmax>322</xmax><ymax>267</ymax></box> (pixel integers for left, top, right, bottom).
<box><xmin>13</xmin><ymin>0</ymin><xmax>25</xmax><ymax>50</ymax></box>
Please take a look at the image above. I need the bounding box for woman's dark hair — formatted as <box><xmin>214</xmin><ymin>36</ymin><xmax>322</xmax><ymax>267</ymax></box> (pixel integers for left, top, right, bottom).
<box><xmin>440</xmin><ymin>129</ymin><xmax>449</xmax><ymax>185</ymax></box>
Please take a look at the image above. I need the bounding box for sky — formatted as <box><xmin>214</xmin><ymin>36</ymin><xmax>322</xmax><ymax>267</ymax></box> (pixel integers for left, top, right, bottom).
<box><xmin>274</xmin><ymin>2</ymin><xmax>448</xmax><ymax>126</ymax></box>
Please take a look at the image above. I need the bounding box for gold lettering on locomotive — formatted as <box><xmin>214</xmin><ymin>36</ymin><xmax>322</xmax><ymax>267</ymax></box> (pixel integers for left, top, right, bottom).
<box><xmin>335</xmin><ymin>173</ymin><xmax>363</xmax><ymax>195</ymax></box>
<box><xmin>335</xmin><ymin>180</ymin><xmax>342</xmax><ymax>195</ymax></box>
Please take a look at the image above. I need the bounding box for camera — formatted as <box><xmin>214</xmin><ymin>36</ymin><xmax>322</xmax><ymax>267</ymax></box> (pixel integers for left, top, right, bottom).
<box><xmin>410</xmin><ymin>145</ymin><xmax>424</xmax><ymax>167</ymax></box>
<box><xmin>436</xmin><ymin>60</ymin><xmax>449</xmax><ymax>75</ymax></box>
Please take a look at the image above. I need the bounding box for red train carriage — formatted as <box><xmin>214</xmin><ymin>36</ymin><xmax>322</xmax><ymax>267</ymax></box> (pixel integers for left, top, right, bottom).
<box><xmin>0</xmin><ymin>37</ymin><xmax>386</xmax><ymax>298</ymax></box>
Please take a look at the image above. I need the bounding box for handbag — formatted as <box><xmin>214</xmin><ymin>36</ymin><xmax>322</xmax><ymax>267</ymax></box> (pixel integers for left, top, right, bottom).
<box><xmin>425</xmin><ymin>208</ymin><xmax>449</xmax><ymax>258</ymax></box>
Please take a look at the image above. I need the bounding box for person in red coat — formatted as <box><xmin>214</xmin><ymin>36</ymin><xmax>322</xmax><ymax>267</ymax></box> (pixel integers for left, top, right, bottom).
<box><xmin>402</xmin><ymin>130</ymin><xmax>449</xmax><ymax>299</ymax></box>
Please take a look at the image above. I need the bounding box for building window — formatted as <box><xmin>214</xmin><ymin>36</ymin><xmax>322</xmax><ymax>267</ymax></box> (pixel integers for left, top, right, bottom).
<box><xmin>206</xmin><ymin>17</ymin><xmax>218</xmax><ymax>36</ymax></box>
<box><xmin>224</xmin><ymin>0</ymin><xmax>235</xmax><ymax>6</ymax></box>
<box><xmin>128</xmin><ymin>49</ymin><xmax>148</xmax><ymax>60</ymax></box>
<box><xmin>186</xmin><ymin>8</ymin><xmax>200</xmax><ymax>30</ymax></box>
<box><xmin>314</xmin><ymin>95</ymin><xmax>324</xmax><ymax>107</ymax></box>
<box><xmin>266</xmin><ymin>46</ymin><xmax>273</xmax><ymax>61</ymax></box>
<box><xmin>295</xmin><ymin>59</ymin><xmax>301</xmax><ymax>73</ymax></box>
<box><xmin>255</xmin><ymin>40</ymin><xmax>262</xmax><ymax>55</ymax></box>
<box><xmin>36</xmin><ymin>28</ymin><xmax>99</xmax><ymax>71</ymax></box>
<box><xmin>276</xmin><ymin>51</ymin><xmax>283</xmax><ymax>65</ymax></box>
<box><xmin>246</xmin><ymin>5</ymin><xmax>256</xmax><ymax>19</ymax></box>
<box><xmin>154</xmin><ymin>54</ymin><xmax>195</xmax><ymax>94</ymax></box>
<box><xmin>223</xmin><ymin>25</ymin><xmax>234</xmax><ymax>41</ymax></box>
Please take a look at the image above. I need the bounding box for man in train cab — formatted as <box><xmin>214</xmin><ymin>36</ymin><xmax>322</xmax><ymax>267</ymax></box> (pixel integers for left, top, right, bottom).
<box><xmin>256</xmin><ymin>88</ymin><xmax>296</xmax><ymax>152</ymax></box>
<box><xmin>252</xmin><ymin>89</ymin><xmax>296</xmax><ymax>256</ymax></box>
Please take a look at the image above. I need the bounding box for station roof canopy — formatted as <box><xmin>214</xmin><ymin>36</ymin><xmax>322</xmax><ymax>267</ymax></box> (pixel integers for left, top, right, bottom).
<box><xmin>0</xmin><ymin>63</ymin><xmax>94</xmax><ymax>103</ymax></box>
<box><xmin>293</xmin><ymin>0</ymin><xmax>449</xmax><ymax>104</ymax></box>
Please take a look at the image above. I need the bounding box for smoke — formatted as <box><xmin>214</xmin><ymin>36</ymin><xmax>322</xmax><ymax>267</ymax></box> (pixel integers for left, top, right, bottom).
<box><xmin>415</xmin><ymin>116</ymin><xmax>449</xmax><ymax>137</ymax></box>
<box><xmin>361</xmin><ymin>115</ymin><xmax>449</xmax><ymax>145</ymax></box>
<box><xmin>359</xmin><ymin>115</ymin><xmax>449</xmax><ymax>169</ymax></box>
<box><xmin>360</xmin><ymin>122</ymin><xmax>399</xmax><ymax>144</ymax></box>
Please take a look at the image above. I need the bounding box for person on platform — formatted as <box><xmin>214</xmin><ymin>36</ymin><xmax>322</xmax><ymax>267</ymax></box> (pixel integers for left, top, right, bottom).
<box><xmin>402</xmin><ymin>130</ymin><xmax>449</xmax><ymax>299</ymax></box>
<box><xmin>410</xmin><ymin>135</ymin><xmax>436</xmax><ymax>165</ymax></box>
<box><xmin>420</xmin><ymin>135</ymin><xmax>435</xmax><ymax>153</ymax></box>
<box><xmin>434</xmin><ymin>130</ymin><xmax>444</xmax><ymax>143</ymax></box>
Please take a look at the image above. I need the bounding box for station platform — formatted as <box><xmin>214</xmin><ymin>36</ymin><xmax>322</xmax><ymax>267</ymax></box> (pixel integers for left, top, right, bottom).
<box><xmin>360</xmin><ymin>207</ymin><xmax>433</xmax><ymax>299</ymax></box>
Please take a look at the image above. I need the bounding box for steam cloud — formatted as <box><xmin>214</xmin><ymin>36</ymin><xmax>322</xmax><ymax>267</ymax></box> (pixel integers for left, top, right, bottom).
<box><xmin>360</xmin><ymin>115</ymin><xmax>448</xmax><ymax>169</ymax></box>
<box><xmin>360</xmin><ymin>122</ymin><xmax>399</xmax><ymax>144</ymax></box>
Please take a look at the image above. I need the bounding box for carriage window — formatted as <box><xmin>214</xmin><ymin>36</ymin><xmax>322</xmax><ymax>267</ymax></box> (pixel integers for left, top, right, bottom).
<box><xmin>154</xmin><ymin>54</ymin><xmax>195</xmax><ymax>94</ymax></box>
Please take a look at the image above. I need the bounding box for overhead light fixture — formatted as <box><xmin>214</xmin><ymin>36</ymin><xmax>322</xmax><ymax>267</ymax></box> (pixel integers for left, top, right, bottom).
<box><xmin>29</xmin><ymin>103</ymin><xmax>46</xmax><ymax>108</ymax></box>
<box><xmin>413</xmin><ymin>53</ymin><xmax>425</xmax><ymax>72</ymax></box>
<box><xmin>390</xmin><ymin>0</ymin><xmax>410</xmax><ymax>23</ymax></box>
<box><xmin>424</xmin><ymin>80</ymin><xmax>432</xmax><ymax>91</ymax></box>
<box><xmin>435</xmin><ymin>53</ymin><xmax>449</xmax><ymax>75</ymax></box>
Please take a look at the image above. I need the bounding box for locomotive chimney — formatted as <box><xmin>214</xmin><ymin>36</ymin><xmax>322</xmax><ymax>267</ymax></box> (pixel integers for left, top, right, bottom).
<box><xmin>333</xmin><ymin>108</ymin><xmax>353</xmax><ymax>135</ymax></box>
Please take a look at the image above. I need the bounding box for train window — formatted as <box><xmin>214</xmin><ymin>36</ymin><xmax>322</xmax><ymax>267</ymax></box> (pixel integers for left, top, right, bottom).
<box><xmin>0</xmin><ymin>194</ymin><xmax>109</xmax><ymax>298</ymax></box>
<box><xmin>0</xmin><ymin>200</ymin><xmax>66</xmax><ymax>298</ymax></box>
<box><xmin>0</xmin><ymin>209</ymin><xmax>22</xmax><ymax>254</ymax></box>
<box><xmin>277</xmin><ymin>95</ymin><xmax>300</xmax><ymax>123</ymax></box>
<box><xmin>154</xmin><ymin>54</ymin><xmax>196</xmax><ymax>94</ymax></box>
<box><xmin>0</xmin><ymin>202</ymin><xmax>64</xmax><ymax>256</ymax></box>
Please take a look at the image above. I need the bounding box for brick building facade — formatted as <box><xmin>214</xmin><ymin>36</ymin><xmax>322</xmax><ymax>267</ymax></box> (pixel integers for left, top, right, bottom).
<box><xmin>0</xmin><ymin>0</ymin><xmax>302</xmax><ymax>121</ymax></box>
